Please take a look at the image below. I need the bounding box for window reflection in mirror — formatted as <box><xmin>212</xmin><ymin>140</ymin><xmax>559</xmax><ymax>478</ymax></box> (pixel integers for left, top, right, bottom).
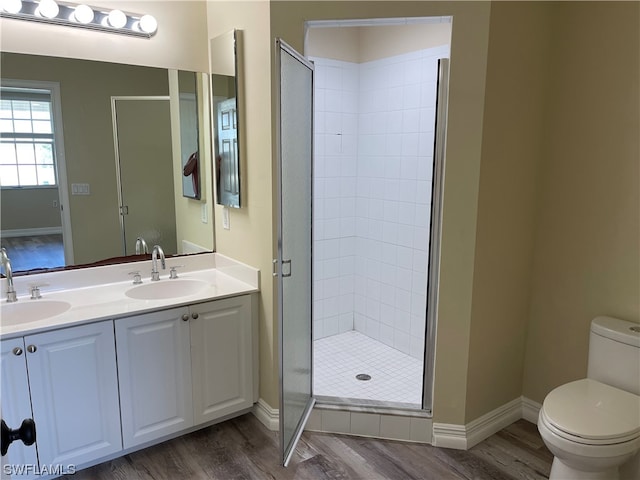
<box><xmin>0</xmin><ymin>52</ymin><xmax>214</xmax><ymax>274</ymax></box>
<box><xmin>210</xmin><ymin>29</ymin><xmax>241</xmax><ymax>208</ymax></box>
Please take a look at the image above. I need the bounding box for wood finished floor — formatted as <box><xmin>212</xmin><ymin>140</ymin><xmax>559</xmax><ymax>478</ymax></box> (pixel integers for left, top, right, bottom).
<box><xmin>62</xmin><ymin>415</ymin><xmax>552</xmax><ymax>480</ymax></box>
<box><xmin>1</xmin><ymin>234</ymin><xmax>64</xmax><ymax>272</ymax></box>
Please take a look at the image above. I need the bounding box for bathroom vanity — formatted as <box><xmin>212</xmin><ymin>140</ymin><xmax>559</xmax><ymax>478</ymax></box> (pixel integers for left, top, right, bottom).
<box><xmin>0</xmin><ymin>253</ymin><xmax>259</xmax><ymax>479</ymax></box>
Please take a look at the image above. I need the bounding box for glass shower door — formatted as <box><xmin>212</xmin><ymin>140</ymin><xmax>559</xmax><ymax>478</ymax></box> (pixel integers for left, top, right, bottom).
<box><xmin>276</xmin><ymin>38</ymin><xmax>315</xmax><ymax>466</ymax></box>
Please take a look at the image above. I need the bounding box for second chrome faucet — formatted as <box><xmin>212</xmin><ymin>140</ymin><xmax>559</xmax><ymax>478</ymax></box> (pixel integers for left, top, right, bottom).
<box><xmin>150</xmin><ymin>245</ymin><xmax>165</xmax><ymax>281</ymax></box>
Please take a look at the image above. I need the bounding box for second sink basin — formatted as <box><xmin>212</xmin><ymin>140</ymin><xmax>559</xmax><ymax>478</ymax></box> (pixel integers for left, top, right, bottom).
<box><xmin>1</xmin><ymin>300</ymin><xmax>72</xmax><ymax>327</ymax></box>
<box><xmin>125</xmin><ymin>279</ymin><xmax>208</xmax><ymax>300</ymax></box>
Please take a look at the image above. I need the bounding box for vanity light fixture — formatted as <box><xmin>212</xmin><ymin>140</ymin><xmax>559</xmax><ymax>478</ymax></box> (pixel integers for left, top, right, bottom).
<box><xmin>35</xmin><ymin>0</ymin><xmax>58</xmax><ymax>18</ymax></box>
<box><xmin>106</xmin><ymin>8</ymin><xmax>125</xmax><ymax>28</ymax></box>
<box><xmin>0</xmin><ymin>0</ymin><xmax>158</xmax><ymax>38</ymax></box>
<box><xmin>0</xmin><ymin>0</ymin><xmax>22</xmax><ymax>14</ymax></box>
<box><xmin>71</xmin><ymin>3</ymin><xmax>92</xmax><ymax>24</ymax></box>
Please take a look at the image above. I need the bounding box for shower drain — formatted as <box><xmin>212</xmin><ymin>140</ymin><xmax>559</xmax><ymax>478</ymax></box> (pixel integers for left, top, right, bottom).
<box><xmin>355</xmin><ymin>373</ymin><xmax>371</xmax><ymax>381</ymax></box>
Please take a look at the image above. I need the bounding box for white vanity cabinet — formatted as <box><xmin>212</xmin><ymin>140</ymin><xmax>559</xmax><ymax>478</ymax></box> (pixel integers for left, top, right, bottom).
<box><xmin>190</xmin><ymin>296</ymin><xmax>254</xmax><ymax>424</ymax></box>
<box><xmin>1</xmin><ymin>288</ymin><xmax>256</xmax><ymax>476</ymax></box>
<box><xmin>115</xmin><ymin>307</ymin><xmax>194</xmax><ymax>449</ymax></box>
<box><xmin>1</xmin><ymin>339</ymin><xmax>38</xmax><ymax>480</ymax></box>
<box><xmin>115</xmin><ymin>295</ymin><xmax>255</xmax><ymax>448</ymax></box>
<box><xmin>25</xmin><ymin>321</ymin><xmax>122</xmax><ymax>468</ymax></box>
<box><xmin>1</xmin><ymin>321</ymin><xmax>122</xmax><ymax>478</ymax></box>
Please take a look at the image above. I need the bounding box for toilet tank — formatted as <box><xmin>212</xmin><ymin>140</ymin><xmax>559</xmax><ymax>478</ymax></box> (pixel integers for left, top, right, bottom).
<box><xmin>587</xmin><ymin>316</ymin><xmax>640</xmax><ymax>395</ymax></box>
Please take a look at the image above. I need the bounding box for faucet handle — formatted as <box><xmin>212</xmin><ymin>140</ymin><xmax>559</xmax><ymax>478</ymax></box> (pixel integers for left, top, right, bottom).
<box><xmin>128</xmin><ymin>271</ymin><xmax>143</xmax><ymax>285</ymax></box>
<box><xmin>169</xmin><ymin>265</ymin><xmax>184</xmax><ymax>279</ymax></box>
<box><xmin>29</xmin><ymin>283</ymin><xmax>48</xmax><ymax>300</ymax></box>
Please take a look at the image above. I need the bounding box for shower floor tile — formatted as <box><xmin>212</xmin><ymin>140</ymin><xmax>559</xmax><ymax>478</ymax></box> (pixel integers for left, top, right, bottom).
<box><xmin>314</xmin><ymin>331</ymin><xmax>423</xmax><ymax>406</ymax></box>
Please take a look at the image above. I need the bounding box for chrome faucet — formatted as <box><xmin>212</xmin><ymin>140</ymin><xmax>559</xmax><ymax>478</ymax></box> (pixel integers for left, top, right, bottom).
<box><xmin>135</xmin><ymin>237</ymin><xmax>149</xmax><ymax>255</ymax></box>
<box><xmin>1</xmin><ymin>248</ymin><xmax>17</xmax><ymax>302</ymax></box>
<box><xmin>151</xmin><ymin>245</ymin><xmax>165</xmax><ymax>281</ymax></box>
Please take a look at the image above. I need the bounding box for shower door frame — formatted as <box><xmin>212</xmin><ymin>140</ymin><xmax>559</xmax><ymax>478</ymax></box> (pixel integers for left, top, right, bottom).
<box><xmin>275</xmin><ymin>38</ymin><xmax>316</xmax><ymax>466</ymax></box>
<box><xmin>422</xmin><ymin>57</ymin><xmax>450</xmax><ymax>414</ymax></box>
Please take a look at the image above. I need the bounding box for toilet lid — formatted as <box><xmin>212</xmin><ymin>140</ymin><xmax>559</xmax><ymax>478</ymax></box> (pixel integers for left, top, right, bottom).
<box><xmin>543</xmin><ymin>379</ymin><xmax>640</xmax><ymax>442</ymax></box>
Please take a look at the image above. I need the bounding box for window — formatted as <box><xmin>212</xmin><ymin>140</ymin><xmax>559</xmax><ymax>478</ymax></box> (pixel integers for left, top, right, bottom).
<box><xmin>0</xmin><ymin>87</ymin><xmax>57</xmax><ymax>187</ymax></box>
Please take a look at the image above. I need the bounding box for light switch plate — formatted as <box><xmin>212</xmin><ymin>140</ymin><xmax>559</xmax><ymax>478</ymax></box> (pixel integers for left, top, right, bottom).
<box><xmin>222</xmin><ymin>206</ymin><xmax>230</xmax><ymax>230</ymax></box>
<box><xmin>71</xmin><ymin>183</ymin><xmax>90</xmax><ymax>195</ymax></box>
<box><xmin>201</xmin><ymin>203</ymin><xmax>208</xmax><ymax>224</ymax></box>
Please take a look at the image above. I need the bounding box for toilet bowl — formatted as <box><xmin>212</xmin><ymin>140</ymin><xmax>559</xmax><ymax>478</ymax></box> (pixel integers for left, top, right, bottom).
<box><xmin>538</xmin><ymin>379</ymin><xmax>640</xmax><ymax>479</ymax></box>
<box><xmin>537</xmin><ymin>317</ymin><xmax>640</xmax><ymax>480</ymax></box>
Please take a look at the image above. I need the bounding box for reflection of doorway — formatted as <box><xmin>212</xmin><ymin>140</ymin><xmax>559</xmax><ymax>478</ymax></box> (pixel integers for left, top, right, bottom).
<box><xmin>215</xmin><ymin>97</ymin><xmax>239</xmax><ymax>207</ymax></box>
<box><xmin>306</xmin><ymin>18</ymin><xmax>451</xmax><ymax>412</ymax></box>
<box><xmin>111</xmin><ymin>97</ymin><xmax>177</xmax><ymax>256</ymax></box>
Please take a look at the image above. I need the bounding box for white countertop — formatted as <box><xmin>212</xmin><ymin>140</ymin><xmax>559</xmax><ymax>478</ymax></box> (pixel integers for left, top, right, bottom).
<box><xmin>0</xmin><ymin>253</ymin><xmax>259</xmax><ymax>339</ymax></box>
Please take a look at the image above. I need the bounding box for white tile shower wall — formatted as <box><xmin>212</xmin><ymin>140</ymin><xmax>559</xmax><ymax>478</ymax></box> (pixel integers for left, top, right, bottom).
<box><xmin>312</xmin><ymin>45</ymin><xmax>450</xmax><ymax>360</ymax></box>
<box><xmin>313</xmin><ymin>57</ymin><xmax>360</xmax><ymax>340</ymax></box>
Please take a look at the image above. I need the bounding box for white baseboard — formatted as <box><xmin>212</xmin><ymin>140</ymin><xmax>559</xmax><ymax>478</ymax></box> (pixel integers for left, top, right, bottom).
<box><xmin>433</xmin><ymin>396</ymin><xmax>540</xmax><ymax>450</ymax></box>
<box><xmin>432</xmin><ymin>422</ymin><xmax>468</xmax><ymax>449</ymax></box>
<box><xmin>2</xmin><ymin>227</ymin><xmax>62</xmax><ymax>237</ymax></box>
<box><xmin>252</xmin><ymin>398</ymin><xmax>279</xmax><ymax>431</ymax></box>
<box><xmin>521</xmin><ymin>396</ymin><xmax>542</xmax><ymax>424</ymax></box>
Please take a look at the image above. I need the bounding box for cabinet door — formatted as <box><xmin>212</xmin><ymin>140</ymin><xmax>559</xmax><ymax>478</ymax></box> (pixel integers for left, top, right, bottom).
<box><xmin>1</xmin><ymin>338</ymin><xmax>38</xmax><ymax>480</ymax></box>
<box><xmin>25</xmin><ymin>321</ymin><xmax>121</xmax><ymax>468</ymax></box>
<box><xmin>116</xmin><ymin>307</ymin><xmax>193</xmax><ymax>448</ymax></box>
<box><xmin>191</xmin><ymin>296</ymin><xmax>253</xmax><ymax>424</ymax></box>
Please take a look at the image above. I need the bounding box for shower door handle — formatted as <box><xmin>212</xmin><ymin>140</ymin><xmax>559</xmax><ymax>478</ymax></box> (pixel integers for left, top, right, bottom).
<box><xmin>272</xmin><ymin>259</ymin><xmax>292</xmax><ymax>277</ymax></box>
<box><xmin>282</xmin><ymin>259</ymin><xmax>292</xmax><ymax>277</ymax></box>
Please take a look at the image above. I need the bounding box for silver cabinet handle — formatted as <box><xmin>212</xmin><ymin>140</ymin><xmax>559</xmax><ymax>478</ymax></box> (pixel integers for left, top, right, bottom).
<box><xmin>26</xmin><ymin>345</ymin><xmax>37</xmax><ymax>353</ymax></box>
<box><xmin>12</xmin><ymin>347</ymin><xmax>23</xmax><ymax>356</ymax></box>
<box><xmin>182</xmin><ymin>314</ymin><xmax>189</xmax><ymax>322</ymax></box>
<box><xmin>191</xmin><ymin>313</ymin><xmax>199</xmax><ymax>320</ymax></box>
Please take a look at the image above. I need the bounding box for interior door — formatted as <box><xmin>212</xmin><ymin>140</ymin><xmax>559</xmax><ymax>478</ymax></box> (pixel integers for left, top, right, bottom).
<box><xmin>216</xmin><ymin>97</ymin><xmax>240</xmax><ymax>207</ymax></box>
<box><xmin>276</xmin><ymin>38</ymin><xmax>315</xmax><ymax>466</ymax></box>
<box><xmin>112</xmin><ymin>97</ymin><xmax>177</xmax><ymax>256</ymax></box>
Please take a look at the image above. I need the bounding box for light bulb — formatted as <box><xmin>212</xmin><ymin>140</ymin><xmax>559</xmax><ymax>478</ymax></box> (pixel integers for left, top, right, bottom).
<box><xmin>36</xmin><ymin>0</ymin><xmax>59</xmax><ymax>19</ymax></box>
<box><xmin>138</xmin><ymin>14</ymin><xmax>157</xmax><ymax>34</ymax></box>
<box><xmin>107</xmin><ymin>9</ymin><xmax>126</xmax><ymax>28</ymax></box>
<box><xmin>1</xmin><ymin>0</ymin><xmax>22</xmax><ymax>14</ymax></box>
<box><xmin>72</xmin><ymin>4</ymin><xmax>93</xmax><ymax>24</ymax></box>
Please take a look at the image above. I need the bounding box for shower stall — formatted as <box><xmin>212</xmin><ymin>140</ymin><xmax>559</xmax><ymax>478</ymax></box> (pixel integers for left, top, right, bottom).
<box><xmin>310</xmin><ymin>21</ymin><xmax>451</xmax><ymax>409</ymax></box>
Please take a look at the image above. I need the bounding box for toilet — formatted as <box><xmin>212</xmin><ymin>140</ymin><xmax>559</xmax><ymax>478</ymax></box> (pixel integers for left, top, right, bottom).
<box><xmin>538</xmin><ymin>316</ymin><xmax>640</xmax><ymax>480</ymax></box>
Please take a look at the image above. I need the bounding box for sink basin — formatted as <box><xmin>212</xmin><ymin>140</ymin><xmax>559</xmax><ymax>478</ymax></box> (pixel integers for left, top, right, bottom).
<box><xmin>1</xmin><ymin>300</ymin><xmax>72</xmax><ymax>327</ymax></box>
<box><xmin>125</xmin><ymin>279</ymin><xmax>208</xmax><ymax>300</ymax></box>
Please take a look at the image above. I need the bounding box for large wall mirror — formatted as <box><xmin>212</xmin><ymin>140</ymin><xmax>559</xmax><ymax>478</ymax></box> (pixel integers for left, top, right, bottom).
<box><xmin>0</xmin><ymin>52</ymin><xmax>214</xmax><ymax>274</ymax></box>
<box><xmin>211</xmin><ymin>29</ymin><xmax>241</xmax><ymax>208</ymax></box>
